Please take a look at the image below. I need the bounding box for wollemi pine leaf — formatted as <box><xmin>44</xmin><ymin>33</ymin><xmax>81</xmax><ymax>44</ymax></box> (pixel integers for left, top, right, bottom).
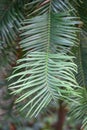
<box><xmin>9</xmin><ymin>0</ymin><xmax>80</xmax><ymax>117</ymax></box>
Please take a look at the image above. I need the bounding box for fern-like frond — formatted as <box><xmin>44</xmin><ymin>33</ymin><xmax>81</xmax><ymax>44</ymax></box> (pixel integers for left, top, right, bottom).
<box><xmin>0</xmin><ymin>0</ymin><xmax>25</xmax><ymax>66</ymax></box>
<box><xmin>0</xmin><ymin>0</ymin><xmax>24</xmax><ymax>46</ymax></box>
<box><xmin>77</xmin><ymin>0</ymin><xmax>87</xmax><ymax>32</ymax></box>
<box><xmin>70</xmin><ymin>31</ymin><xmax>87</xmax><ymax>129</ymax></box>
<box><xmin>75</xmin><ymin>32</ymin><xmax>87</xmax><ymax>87</ymax></box>
<box><xmin>9</xmin><ymin>0</ymin><xmax>80</xmax><ymax>117</ymax></box>
<box><xmin>75</xmin><ymin>45</ymin><xmax>85</xmax><ymax>87</ymax></box>
<box><xmin>70</xmin><ymin>88</ymin><xmax>87</xmax><ymax>130</ymax></box>
<box><xmin>80</xmin><ymin>35</ymin><xmax>87</xmax><ymax>86</ymax></box>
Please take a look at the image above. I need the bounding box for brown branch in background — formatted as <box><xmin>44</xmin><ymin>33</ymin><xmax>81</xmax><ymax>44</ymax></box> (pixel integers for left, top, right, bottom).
<box><xmin>10</xmin><ymin>123</ymin><xmax>16</xmax><ymax>130</ymax></box>
<box><xmin>53</xmin><ymin>101</ymin><xmax>68</xmax><ymax>130</ymax></box>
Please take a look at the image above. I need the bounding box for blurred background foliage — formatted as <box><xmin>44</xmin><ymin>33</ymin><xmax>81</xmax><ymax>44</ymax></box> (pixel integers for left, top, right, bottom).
<box><xmin>0</xmin><ymin>0</ymin><xmax>87</xmax><ymax>130</ymax></box>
